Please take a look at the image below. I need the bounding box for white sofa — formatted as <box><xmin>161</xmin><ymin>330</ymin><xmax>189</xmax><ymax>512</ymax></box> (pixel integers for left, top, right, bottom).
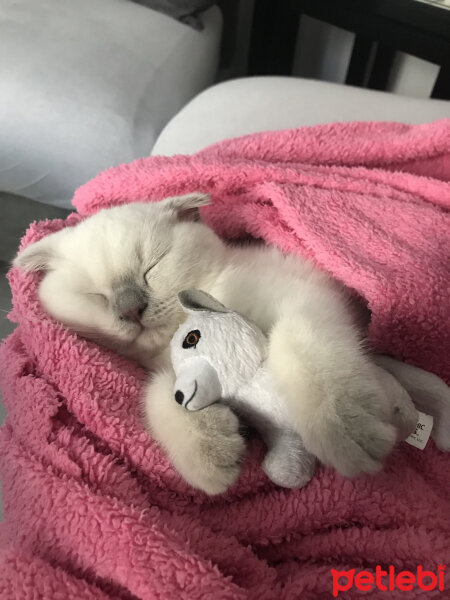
<box><xmin>152</xmin><ymin>76</ymin><xmax>450</xmax><ymax>156</ymax></box>
<box><xmin>0</xmin><ymin>0</ymin><xmax>222</xmax><ymax>209</ymax></box>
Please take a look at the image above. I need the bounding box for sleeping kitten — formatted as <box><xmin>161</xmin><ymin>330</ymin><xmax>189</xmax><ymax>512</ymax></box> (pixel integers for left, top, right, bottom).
<box><xmin>13</xmin><ymin>194</ymin><xmax>418</xmax><ymax>493</ymax></box>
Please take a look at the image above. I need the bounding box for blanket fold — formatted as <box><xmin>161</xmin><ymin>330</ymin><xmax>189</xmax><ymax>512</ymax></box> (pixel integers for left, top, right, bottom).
<box><xmin>1</xmin><ymin>120</ymin><xmax>449</xmax><ymax>599</ymax></box>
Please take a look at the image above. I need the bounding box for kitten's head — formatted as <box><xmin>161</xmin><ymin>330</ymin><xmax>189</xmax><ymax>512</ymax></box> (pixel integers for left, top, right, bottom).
<box><xmin>14</xmin><ymin>194</ymin><xmax>224</xmax><ymax>364</ymax></box>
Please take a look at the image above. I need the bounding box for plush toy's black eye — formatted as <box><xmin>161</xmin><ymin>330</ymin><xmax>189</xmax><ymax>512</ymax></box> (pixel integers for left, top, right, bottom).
<box><xmin>183</xmin><ymin>330</ymin><xmax>201</xmax><ymax>349</ymax></box>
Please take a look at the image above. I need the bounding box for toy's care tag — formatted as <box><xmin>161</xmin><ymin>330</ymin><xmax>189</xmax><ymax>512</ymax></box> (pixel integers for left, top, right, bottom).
<box><xmin>405</xmin><ymin>411</ymin><xmax>434</xmax><ymax>450</ymax></box>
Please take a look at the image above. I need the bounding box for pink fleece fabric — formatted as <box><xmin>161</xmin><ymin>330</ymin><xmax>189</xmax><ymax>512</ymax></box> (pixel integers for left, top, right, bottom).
<box><xmin>1</xmin><ymin>121</ymin><xmax>449</xmax><ymax>599</ymax></box>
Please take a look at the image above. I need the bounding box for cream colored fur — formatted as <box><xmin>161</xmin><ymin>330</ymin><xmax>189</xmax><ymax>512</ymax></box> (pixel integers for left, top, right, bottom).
<box><xmin>14</xmin><ymin>195</ymin><xmax>449</xmax><ymax>494</ymax></box>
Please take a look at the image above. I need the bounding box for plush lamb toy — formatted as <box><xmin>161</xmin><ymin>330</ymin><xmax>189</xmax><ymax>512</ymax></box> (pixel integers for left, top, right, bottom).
<box><xmin>170</xmin><ymin>289</ymin><xmax>420</xmax><ymax>489</ymax></box>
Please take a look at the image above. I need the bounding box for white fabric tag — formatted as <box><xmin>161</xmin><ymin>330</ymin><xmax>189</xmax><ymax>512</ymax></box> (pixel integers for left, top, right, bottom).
<box><xmin>405</xmin><ymin>411</ymin><xmax>434</xmax><ymax>450</ymax></box>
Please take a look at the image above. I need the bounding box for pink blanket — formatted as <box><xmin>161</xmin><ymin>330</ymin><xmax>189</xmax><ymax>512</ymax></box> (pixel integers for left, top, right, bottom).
<box><xmin>1</xmin><ymin>121</ymin><xmax>450</xmax><ymax>599</ymax></box>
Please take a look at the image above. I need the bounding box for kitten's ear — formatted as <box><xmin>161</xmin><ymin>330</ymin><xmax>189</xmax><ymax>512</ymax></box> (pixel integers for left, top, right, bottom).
<box><xmin>13</xmin><ymin>234</ymin><xmax>58</xmax><ymax>272</ymax></box>
<box><xmin>161</xmin><ymin>192</ymin><xmax>210</xmax><ymax>222</ymax></box>
<box><xmin>178</xmin><ymin>289</ymin><xmax>229</xmax><ymax>314</ymax></box>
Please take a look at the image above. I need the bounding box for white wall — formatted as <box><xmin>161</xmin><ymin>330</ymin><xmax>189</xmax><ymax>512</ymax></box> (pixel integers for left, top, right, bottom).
<box><xmin>222</xmin><ymin>7</ymin><xmax>440</xmax><ymax>99</ymax></box>
<box><xmin>293</xmin><ymin>17</ymin><xmax>354</xmax><ymax>84</ymax></box>
<box><xmin>387</xmin><ymin>53</ymin><xmax>440</xmax><ymax>97</ymax></box>
<box><xmin>292</xmin><ymin>17</ymin><xmax>440</xmax><ymax>99</ymax></box>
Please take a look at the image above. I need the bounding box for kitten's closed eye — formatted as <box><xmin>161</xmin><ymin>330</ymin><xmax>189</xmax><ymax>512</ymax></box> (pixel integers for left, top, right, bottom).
<box><xmin>86</xmin><ymin>292</ymin><xmax>108</xmax><ymax>305</ymax></box>
<box><xmin>144</xmin><ymin>250</ymin><xmax>169</xmax><ymax>284</ymax></box>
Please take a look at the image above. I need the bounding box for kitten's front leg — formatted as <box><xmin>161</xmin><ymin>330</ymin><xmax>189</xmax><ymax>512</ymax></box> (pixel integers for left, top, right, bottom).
<box><xmin>268</xmin><ymin>315</ymin><xmax>398</xmax><ymax>477</ymax></box>
<box><xmin>143</xmin><ymin>368</ymin><xmax>245</xmax><ymax>494</ymax></box>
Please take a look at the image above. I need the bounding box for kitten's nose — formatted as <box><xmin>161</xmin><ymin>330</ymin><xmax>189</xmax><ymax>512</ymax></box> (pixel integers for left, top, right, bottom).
<box><xmin>115</xmin><ymin>286</ymin><xmax>148</xmax><ymax>323</ymax></box>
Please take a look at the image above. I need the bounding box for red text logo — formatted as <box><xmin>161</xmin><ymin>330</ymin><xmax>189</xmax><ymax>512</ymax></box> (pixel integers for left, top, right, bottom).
<box><xmin>331</xmin><ymin>564</ymin><xmax>445</xmax><ymax>597</ymax></box>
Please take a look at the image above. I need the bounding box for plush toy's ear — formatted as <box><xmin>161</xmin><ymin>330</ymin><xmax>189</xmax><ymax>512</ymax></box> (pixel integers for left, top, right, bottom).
<box><xmin>13</xmin><ymin>234</ymin><xmax>59</xmax><ymax>272</ymax></box>
<box><xmin>178</xmin><ymin>289</ymin><xmax>229</xmax><ymax>314</ymax></box>
<box><xmin>160</xmin><ymin>192</ymin><xmax>210</xmax><ymax>222</ymax></box>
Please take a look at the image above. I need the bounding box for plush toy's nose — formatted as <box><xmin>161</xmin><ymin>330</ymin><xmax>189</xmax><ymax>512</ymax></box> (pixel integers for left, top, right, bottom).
<box><xmin>173</xmin><ymin>358</ymin><xmax>222</xmax><ymax>411</ymax></box>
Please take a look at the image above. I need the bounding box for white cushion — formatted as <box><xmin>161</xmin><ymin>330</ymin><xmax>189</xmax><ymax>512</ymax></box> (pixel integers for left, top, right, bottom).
<box><xmin>152</xmin><ymin>76</ymin><xmax>450</xmax><ymax>156</ymax></box>
<box><xmin>0</xmin><ymin>0</ymin><xmax>221</xmax><ymax>208</ymax></box>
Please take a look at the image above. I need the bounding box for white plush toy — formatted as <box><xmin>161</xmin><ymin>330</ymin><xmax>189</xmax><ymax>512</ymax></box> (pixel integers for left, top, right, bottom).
<box><xmin>170</xmin><ymin>289</ymin><xmax>317</xmax><ymax>488</ymax></box>
<box><xmin>170</xmin><ymin>290</ymin><xmax>428</xmax><ymax>489</ymax></box>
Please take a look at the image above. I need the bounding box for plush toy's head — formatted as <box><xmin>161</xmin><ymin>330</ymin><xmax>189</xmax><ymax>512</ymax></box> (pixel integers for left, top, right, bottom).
<box><xmin>170</xmin><ymin>290</ymin><xmax>268</xmax><ymax>410</ymax></box>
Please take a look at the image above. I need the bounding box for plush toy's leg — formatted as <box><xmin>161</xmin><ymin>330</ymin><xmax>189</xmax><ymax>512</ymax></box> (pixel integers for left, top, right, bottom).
<box><xmin>262</xmin><ymin>428</ymin><xmax>316</xmax><ymax>489</ymax></box>
<box><xmin>371</xmin><ymin>362</ymin><xmax>418</xmax><ymax>441</ymax></box>
<box><xmin>374</xmin><ymin>355</ymin><xmax>450</xmax><ymax>452</ymax></box>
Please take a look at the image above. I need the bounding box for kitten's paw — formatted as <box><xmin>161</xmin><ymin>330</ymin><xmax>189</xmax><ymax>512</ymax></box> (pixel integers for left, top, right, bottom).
<box><xmin>302</xmin><ymin>390</ymin><xmax>398</xmax><ymax>477</ymax></box>
<box><xmin>144</xmin><ymin>370</ymin><xmax>245</xmax><ymax>495</ymax></box>
<box><xmin>334</xmin><ymin>396</ymin><xmax>397</xmax><ymax>476</ymax></box>
<box><xmin>175</xmin><ymin>404</ymin><xmax>246</xmax><ymax>495</ymax></box>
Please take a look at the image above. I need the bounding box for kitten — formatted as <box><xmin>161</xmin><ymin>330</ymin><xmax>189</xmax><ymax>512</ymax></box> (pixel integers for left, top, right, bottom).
<box><xmin>13</xmin><ymin>194</ymin><xmax>413</xmax><ymax>494</ymax></box>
